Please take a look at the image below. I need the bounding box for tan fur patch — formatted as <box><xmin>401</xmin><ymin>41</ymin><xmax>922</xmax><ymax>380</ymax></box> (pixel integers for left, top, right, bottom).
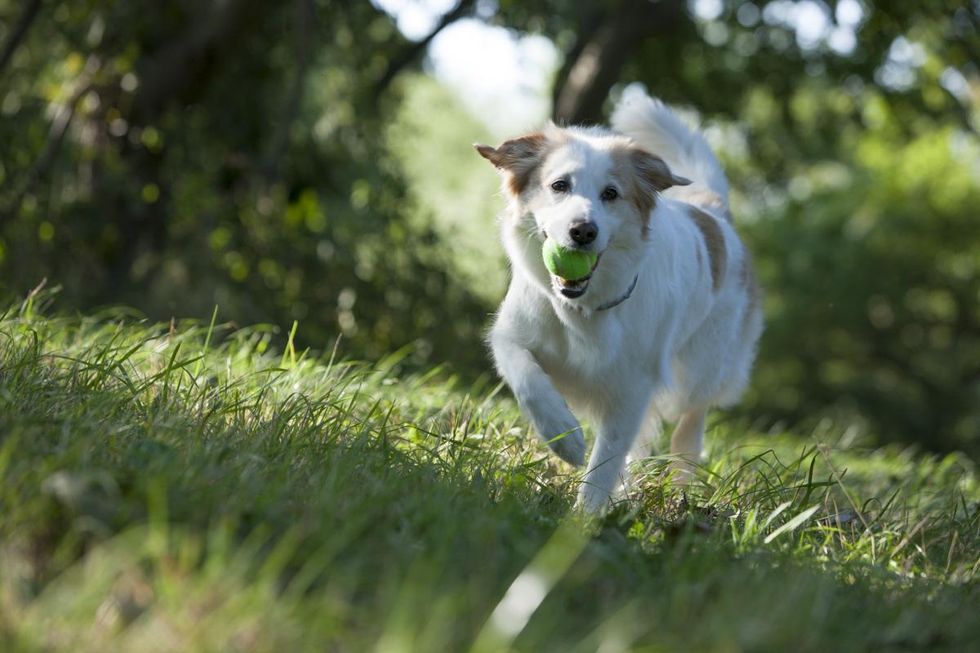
<box><xmin>740</xmin><ymin>251</ymin><xmax>761</xmax><ymax>321</ymax></box>
<box><xmin>687</xmin><ymin>206</ymin><xmax>727</xmax><ymax>291</ymax></box>
<box><xmin>739</xmin><ymin>250</ymin><xmax>762</xmax><ymax>314</ymax></box>
<box><xmin>475</xmin><ymin>132</ymin><xmax>552</xmax><ymax>196</ymax></box>
<box><xmin>610</xmin><ymin>147</ymin><xmax>656</xmax><ymax>238</ymax></box>
<box><xmin>611</xmin><ymin>145</ymin><xmax>693</xmax><ymax>239</ymax></box>
<box><xmin>678</xmin><ymin>189</ymin><xmax>731</xmax><ymax>222</ymax></box>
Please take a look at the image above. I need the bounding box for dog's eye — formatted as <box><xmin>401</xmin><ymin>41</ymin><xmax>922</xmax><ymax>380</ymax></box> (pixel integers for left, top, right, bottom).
<box><xmin>550</xmin><ymin>179</ymin><xmax>570</xmax><ymax>193</ymax></box>
<box><xmin>601</xmin><ymin>186</ymin><xmax>619</xmax><ymax>201</ymax></box>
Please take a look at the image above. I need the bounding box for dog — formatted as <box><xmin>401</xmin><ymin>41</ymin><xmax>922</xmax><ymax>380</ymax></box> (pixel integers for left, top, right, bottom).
<box><xmin>475</xmin><ymin>85</ymin><xmax>763</xmax><ymax>513</ymax></box>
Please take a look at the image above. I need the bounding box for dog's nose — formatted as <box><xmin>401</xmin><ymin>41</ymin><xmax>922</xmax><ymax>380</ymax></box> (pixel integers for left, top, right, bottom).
<box><xmin>569</xmin><ymin>221</ymin><xmax>598</xmax><ymax>245</ymax></box>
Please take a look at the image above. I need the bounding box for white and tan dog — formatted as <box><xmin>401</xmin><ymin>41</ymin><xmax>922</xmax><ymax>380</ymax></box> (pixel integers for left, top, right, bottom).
<box><xmin>476</xmin><ymin>86</ymin><xmax>763</xmax><ymax>513</ymax></box>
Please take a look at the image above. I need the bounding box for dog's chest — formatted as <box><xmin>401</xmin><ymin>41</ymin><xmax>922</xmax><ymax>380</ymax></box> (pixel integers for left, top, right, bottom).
<box><xmin>532</xmin><ymin>310</ymin><xmax>630</xmax><ymax>387</ymax></box>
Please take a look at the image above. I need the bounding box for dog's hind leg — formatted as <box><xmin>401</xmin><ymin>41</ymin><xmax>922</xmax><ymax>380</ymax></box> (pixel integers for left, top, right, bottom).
<box><xmin>669</xmin><ymin>408</ymin><xmax>707</xmax><ymax>481</ymax></box>
<box><xmin>627</xmin><ymin>401</ymin><xmax>661</xmax><ymax>466</ymax></box>
<box><xmin>607</xmin><ymin>404</ymin><xmax>662</xmax><ymax>503</ymax></box>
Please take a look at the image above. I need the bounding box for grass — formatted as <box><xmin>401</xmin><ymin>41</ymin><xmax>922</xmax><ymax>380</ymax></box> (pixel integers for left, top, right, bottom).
<box><xmin>0</xmin><ymin>298</ymin><xmax>977</xmax><ymax>652</ymax></box>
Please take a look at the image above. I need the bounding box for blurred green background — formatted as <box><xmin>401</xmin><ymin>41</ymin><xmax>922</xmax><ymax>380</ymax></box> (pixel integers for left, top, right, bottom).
<box><xmin>0</xmin><ymin>0</ymin><xmax>977</xmax><ymax>455</ymax></box>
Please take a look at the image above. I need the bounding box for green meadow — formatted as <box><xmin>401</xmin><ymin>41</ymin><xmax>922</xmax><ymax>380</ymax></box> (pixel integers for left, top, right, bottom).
<box><xmin>1</xmin><ymin>301</ymin><xmax>976</xmax><ymax>652</ymax></box>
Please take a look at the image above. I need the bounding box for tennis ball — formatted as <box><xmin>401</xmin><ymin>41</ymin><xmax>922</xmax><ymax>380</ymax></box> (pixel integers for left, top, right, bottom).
<box><xmin>541</xmin><ymin>239</ymin><xmax>597</xmax><ymax>281</ymax></box>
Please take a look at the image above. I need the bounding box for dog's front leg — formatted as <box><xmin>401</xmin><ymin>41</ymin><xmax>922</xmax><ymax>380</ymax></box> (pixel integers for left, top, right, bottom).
<box><xmin>491</xmin><ymin>338</ymin><xmax>585</xmax><ymax>466</ymax></box>
<box><xmin>577</xmin><ymin>390</ymin><xmax>651</xmax><ymax>513</ymax></box>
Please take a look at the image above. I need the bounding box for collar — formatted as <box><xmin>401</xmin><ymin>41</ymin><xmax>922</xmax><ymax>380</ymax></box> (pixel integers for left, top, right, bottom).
<box><xmin>594</xmin><ymin>274</ymin><xmax>639</xmax><ymax>312</ymax></box>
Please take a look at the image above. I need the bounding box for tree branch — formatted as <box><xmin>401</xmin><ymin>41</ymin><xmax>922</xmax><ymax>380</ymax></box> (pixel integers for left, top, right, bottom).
<box><xmin>0</xmin><ymin>56</ymin><xmax>100</xmax><ymax>225</ymax></box>
<box><xmin>372</xmin><ymin>0</ymin><xmax>476</xmax><ymax>98</ymax></box>
<box><xmin>0</xmin><ymin>0</ymin><xmax>42</xmax><ymax>77</ymax></box>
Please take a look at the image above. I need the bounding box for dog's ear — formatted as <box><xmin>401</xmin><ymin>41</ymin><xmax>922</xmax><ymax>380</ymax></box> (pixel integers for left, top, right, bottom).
<box><xmin>616</xmin><ymin>146</ymin><xmax>692</xmax><ymax>230</ymax></box>
<box><xmin>630</xmin><ymin>148</ymin><xmax>692</xmax><ymax>193</ymax></box>
<box><xmin>474</xmin><ymin>132</ymin><xmax>548</xmax><ymax>195</ymax></box>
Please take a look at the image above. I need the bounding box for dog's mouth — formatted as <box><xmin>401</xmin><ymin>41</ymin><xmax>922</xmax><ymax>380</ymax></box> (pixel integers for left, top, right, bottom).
<box><xmin>550</xmin><ymin>252</ymin><xmax>602</xmax><ymax>299</ymax></box>
<box><xmin>553</xmin><ymin>276</ymin><xmax>590</xmax><ymax>298</ymax></box>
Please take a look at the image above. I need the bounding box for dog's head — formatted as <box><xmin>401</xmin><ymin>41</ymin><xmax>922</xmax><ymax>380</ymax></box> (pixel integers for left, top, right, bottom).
<box><xmin>476</xmin><ymin>124</ymin><xmax>689</xmax><ymax>301</ymax></box>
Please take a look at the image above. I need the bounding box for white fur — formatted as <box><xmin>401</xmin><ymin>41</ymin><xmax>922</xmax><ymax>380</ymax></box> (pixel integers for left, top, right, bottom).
<box><xmin>482</xmin><ymin>89</ymin><xmax>763</xmax><ymax>513</ymax></box>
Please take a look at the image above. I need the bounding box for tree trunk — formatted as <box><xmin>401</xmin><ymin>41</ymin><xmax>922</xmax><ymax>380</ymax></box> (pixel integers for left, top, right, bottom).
<box><xmin>132</xmin><ymin>0</ymin><xmax>259</xmax><ymax>121</ymax></box>
<box><xmin>552</xmin><ymin>0</ymin><xmax>683</xmax><ymax>125</ymax></box>
<box><xmin>262</xmin><ymin>0</ymin><xmax>315</xmax><ymax>183</ymax></box>
<box><xmin>109</xmin><ymin>0</ymin><xmax>267</xmax><ymax>291</ymax></box>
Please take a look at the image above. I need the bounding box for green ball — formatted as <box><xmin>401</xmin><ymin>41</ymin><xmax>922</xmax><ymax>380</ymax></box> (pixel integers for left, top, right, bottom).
<box><xmin>541</xmin><ymin>239</ymin><xmax>598</xmax><ymax>281</ymax></box>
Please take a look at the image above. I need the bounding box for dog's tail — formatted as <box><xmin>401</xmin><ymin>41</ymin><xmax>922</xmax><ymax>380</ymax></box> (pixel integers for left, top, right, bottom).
<box><xmin>611</xmin><ymin>84</ymin><xmax>729</xmax><ymax>210</ymax></box>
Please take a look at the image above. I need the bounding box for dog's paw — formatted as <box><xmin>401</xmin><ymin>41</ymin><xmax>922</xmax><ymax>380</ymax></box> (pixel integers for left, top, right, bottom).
<box><xmin>547</xmin><ymin>427</ymin><xmax>586</xmax><ymax>466</ymax></box>
<box><xmin>525</xmin><ymin>400</ymin><xmax>586</xmax><ymax>466</ymax></box>
<box><xmin>667</xmin><ymin>458</ymin><xmax>698</xmax><ymax>485</ymax></box>
<box><xmin>575</xmin><ymin>482</ymin><xmax>613</xmax><ymax>514</ymax></box>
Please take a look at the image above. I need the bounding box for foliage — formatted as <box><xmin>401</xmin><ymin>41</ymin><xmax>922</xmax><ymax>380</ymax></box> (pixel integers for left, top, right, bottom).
<box><xmin>742</xmin><ymin>91</ymin><xmax>980</xmax><ymax>454</ymax></box>
<box><xmin>0</xmin><ymin>308</ymin><xmax>977</xmax><ymax>651</ymax></box>
<box><xmin>386</xmin><ymin>76</ymin><xmax>507</xmax><ymax>303</ymax></box>
<box><xmin>0</xmin><ymin>0</ymin><xmax>492</xmax><ymax>372</ymax></box>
